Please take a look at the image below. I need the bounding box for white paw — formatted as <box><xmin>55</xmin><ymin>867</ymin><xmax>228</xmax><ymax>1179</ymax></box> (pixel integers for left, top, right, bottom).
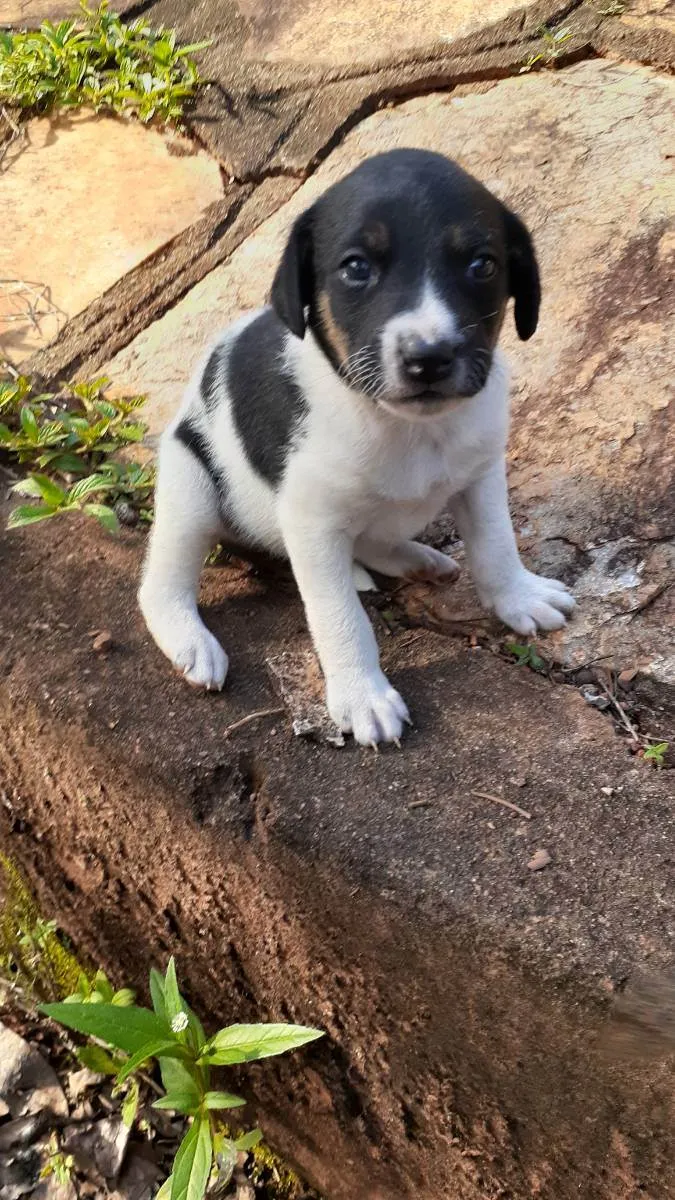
<box><xmin>326</xmin><ymin>669</ymin><xmax>410</xmax><ymax>747</ymax></box>
<box><xmin>403</xmin><ymin>543</ymin><xmax>460</xmax><ymax>584</ymax></box>
<box><xmin>491</xmin><ymin>570</ymin><xmax>576</xmax><ymax>636</ymax></box>
<box><xmin>140</xmin><ymin>593</ymin><xmax>228</xmax><ymax>691</ymax></box>
<box><xmin>352</xmin><ymin>563</ymin><xmax>379</xmax><ymax>592</ymax></box>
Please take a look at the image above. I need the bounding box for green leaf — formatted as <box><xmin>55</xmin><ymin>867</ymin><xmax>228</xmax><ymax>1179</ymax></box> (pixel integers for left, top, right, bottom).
<box><xmin>40</xmin><ymin>1002</ymin><xmax>173</xmax><ymax>1055</ymax></box>
<box><xmin>234</xmin><ymin>1128</ymin><xmax>262</xmax><ymax>1152</ymax></box>
<box><xmin>11</xmin><ymin>477</ymin><xmax>46</xmax><ymax>498</ymax></box>
<box><xmin>164</xmin><ymin>957</ymin><xmax>185</xmax><ymax>1024</ymax></box>
<box><xmin>68</xmin><ymin>473</ymin><xmax>110</xmax><ymax>502</ymax></box>
<box><xmin>112</xmin><ymin>987</ymin><xmax>135</xmax><ymax>1007</ymax></box>
<box><xmin>20</xmin><ymin>405</ymin><xmax>39</xmax><ymax>441</ymax></box>
<box><xmin>115</xmin><ymin>1039</ymin><xmax>187</xmax><ymax>1085</ymax></box>
<box><xmin>76</xmin><ymin>1045</ymin><xmax>120</xmax><ymax>1075</ymax></box>
<box><xmin>171</xmin><ymin>1115</ymin><xmax>212</xmax><ymax>1200</ymax></box>
<box><xmin>83</xmin><ymin>502</ymin><xmax>120</xmax><ymax>533</ymax></box>
<box><xmin>149</xmin><ymin>968</ymin><xmax>167</xmax><ymax>1022</ymax></box>
<box><xmin>151</xmin><ymin>1079</ymin><xmax>201</xmax><ymax>1114</ymax></box>
<box><xmin>121</xmin><ymin>1079</ymin><xmax>139</xmax><ymax>1128</ymax></box>
<box><xmin>12</xmin><ymin>473</ymin><xmax>65</xmax><ymax>507</ymax></box>
<box><xmin>159</xmin><ymin>1056</ymin><xmax>200</xmax><ymax>1098</ymax></box>
<box><xmin>155</xmin><ymin>1175</ymin><xmax>173</xmax><ymax>1200</ymax></box>
<box><xmin>200</xmin><ymin>1023</ymin><xmax>323</xmax><ymax>1066</ymax></box>
<box><xmin>93</xmin><ymin>969</ymin><xmax>114</xmax><ymax>1002</ymax></box>
<box><xmin>204</xmin><ymin>1090</ymin><xmax>246</xmax><ymax>1110</ymax></box>
<box><xmin>7</xmin><ymin>504</ymin><xmax>57</xmax><ymax>528</ymax></box>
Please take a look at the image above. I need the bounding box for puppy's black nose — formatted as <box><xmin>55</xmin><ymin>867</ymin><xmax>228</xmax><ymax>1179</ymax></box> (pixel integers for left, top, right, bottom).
<box><xmin>398</xmin><ymin>333</ymin><xmax>458</xmax><ymax>385</ymax></box>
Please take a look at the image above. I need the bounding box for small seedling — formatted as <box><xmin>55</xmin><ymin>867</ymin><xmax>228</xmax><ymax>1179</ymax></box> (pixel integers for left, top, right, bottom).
<box><xmin>643</xmin><ymin>741</ymin><xmax>669</xmax><ymax>769</ymax></box>
<box><xmin>520</xmin><ymin>25</ymin><xmax>573</xmax><ymax>72</ymax></box>
<box><xmin>0</xmin><ymin>1</ymin><xmax>210</xmax><ymax>124</ymax></box>
<box><xmin>39</xmin><ymin>1133</ymin><xmax>75</xmax><ymax>1187</ymax></box>
<box><xmin>1</xmin><ymin>371</ymin><xmax>155</xmax><ymax>532</ymax></box>
<box><xmin>505</xmin><ymin>641</ymin><xmax>546</xmax><ymax>672</ymax></box>
<box><xmin>42</xmin><ymin>957</ymin><xmax>324</xmax><ymax>1200</ymax></box>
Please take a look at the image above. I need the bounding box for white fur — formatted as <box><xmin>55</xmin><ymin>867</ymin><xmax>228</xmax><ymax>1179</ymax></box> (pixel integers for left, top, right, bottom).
<box><xmin>380</xmin><ymin>279</ymin><xmax>462</xmax><ymax>401</ymax></box>
<box><xmin>140</xmin><ymin>307</ymin><xmax>574</xmax><ymax>745</ymax></box>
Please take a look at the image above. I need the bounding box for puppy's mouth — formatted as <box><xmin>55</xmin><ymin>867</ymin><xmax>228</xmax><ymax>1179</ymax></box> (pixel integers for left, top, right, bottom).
<box><xmin>392</xmin><ymin>350</ymin><xmax>494</xmax><ymax>407</ymax></box>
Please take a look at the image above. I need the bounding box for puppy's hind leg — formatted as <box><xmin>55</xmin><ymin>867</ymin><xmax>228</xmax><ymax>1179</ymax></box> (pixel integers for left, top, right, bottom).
<box><xmin>139</xmin><ymin>432</ymin><xmax>228</xmax><ymax>690</ymax></box>
<box><xmin>354</xmin><ymin>537</ymin><xmax>460</xmax><ymax>584</ymax></box>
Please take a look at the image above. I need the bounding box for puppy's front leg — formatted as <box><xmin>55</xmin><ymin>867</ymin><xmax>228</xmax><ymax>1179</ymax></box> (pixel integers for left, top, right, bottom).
<box><xmin>454</xmin><ymin>458</ymin><xmax>575</xmax><ymax>636</ymax></box>
<box><xmin>281</xmin><ymin>516</ymin><xmax>409</xmax><ymax>746</ymax></box>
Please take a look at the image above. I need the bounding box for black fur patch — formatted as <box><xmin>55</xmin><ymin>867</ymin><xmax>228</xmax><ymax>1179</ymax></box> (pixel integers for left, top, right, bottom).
<box><xmin>175</xmin><ymin>416</ymin><xmax>224</xmax><ymax>494</ymax></box>
<box><xmin>200</xmin><ymin>347</ymin><xmax>224</xmax><ymax>412</ymax></box>
<box><xmin>227</xmin><ymin>310</ymin><xmax>308</xmax><ymax>487</ymax></box>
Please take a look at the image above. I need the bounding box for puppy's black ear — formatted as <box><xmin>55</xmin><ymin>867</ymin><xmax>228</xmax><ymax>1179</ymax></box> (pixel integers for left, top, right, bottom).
<box><xmin>271</xmin><ymin>209</ymin><xmax>314</xmax><ymax>339</ymax></box>
<box><xmin>503</xmin><ymin>207</ymin><xmax>540</xmax><ymax>341</ymax></box>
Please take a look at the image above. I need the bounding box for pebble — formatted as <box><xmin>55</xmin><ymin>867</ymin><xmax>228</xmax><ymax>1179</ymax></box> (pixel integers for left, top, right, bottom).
<box><xmin>527</xmin><ymin>848</ymin><xmax>552</xmax><ymax>871</ymax></box>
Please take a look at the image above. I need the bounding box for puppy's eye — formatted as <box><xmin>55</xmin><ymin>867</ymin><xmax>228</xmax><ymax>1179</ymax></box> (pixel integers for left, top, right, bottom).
<box><xmin>468</xmin><ymin>254</ymin><xmax>498</xmax><ymax>281</ymax></box>
<box><xmin>339</xmin><ymin>255</ymin><xmax>373</xmax><ymax>286</ymax></box>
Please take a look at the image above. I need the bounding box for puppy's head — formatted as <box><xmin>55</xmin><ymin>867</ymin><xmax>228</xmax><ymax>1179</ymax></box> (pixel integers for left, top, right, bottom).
<box><xmin>271</xmin><ymin>149</ymin><xmax>540</xmax><ymax>417</ymax></box>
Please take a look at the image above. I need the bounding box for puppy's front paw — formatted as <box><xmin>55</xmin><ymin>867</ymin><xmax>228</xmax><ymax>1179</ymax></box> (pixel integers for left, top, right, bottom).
<box><xmin>491</xmin><ymin>570</ymin><xmax>576</xmax><ymax>636</ymax></box>
<box><xmin>403</xmin><ymin>543</ymin><xmax>461</xmax><ymax>584</ymax></box>
<box><xmin>141</xmin><ymin>594</ymin><xmax>229</xmax><ymax>690</ymax></box>
<box><xmin>326</xmin><ymin>669</ymin><xmax>410</xmax><ymax>747</ymax></box>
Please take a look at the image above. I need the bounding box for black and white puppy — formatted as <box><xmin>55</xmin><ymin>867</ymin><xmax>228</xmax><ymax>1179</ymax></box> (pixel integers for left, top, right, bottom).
<box><xmin>139</xmin><ymin>149</ymin><xmax>574</xmax><ymax>746</ymax></box>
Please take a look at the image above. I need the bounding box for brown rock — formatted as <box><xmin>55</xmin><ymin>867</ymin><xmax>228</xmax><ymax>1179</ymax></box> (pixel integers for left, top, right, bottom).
<box><xmin>92</xmin><ymin>630</ymin><xmax>113</xmax><ymax>654</ymax></box>
<box><xmin>0</xmin><ymin>111</ymin><xmax>223</xmax><ymax>364</ymax></box>
<box><xmin>0</xmin><ymin>1023</ymin><xmax>68</xmax><ymax>1119</ymax></box>
<box><xmin>527</xmin><ymin>849</ymin><xmax>552</xmax><ymax>872</ymax></box>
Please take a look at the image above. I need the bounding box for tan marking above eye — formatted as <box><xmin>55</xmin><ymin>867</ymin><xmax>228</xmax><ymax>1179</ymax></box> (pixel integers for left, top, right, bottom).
<box><xmin>444</xmin><ymin>223</ymin><xmax>475</xmax><ymax>253</ymax></box>
<box><xmin>318</xmin><ymin>291</ymin><xmax>349</xmax><ymax>363</ymax></box>
<box><xmin>361</xmin><ymin>221</ymin><xmax>390</xmax><ymax>255</ymax></box>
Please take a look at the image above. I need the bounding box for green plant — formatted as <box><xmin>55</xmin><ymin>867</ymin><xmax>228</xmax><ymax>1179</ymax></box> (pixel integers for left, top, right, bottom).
<box><xmin>1</xmin><ymin>370</ymin><xmax>154</xmax><ymax>532</ymax></box>
<box><xmin>40</xmin><ymin>1133</ymin><xmax>75</xmax><ymax>1187</ymax></box>
<box><xmin>0</xmin><ymin>1</ymin><xmax>209</xmax><ymax>124</ymax></box>
<box><xmin>643</xmin><ymin>741</ymin><xmax>669</xmax><ymax>769</ymax></box>
<box><xmin>42</xmin><ymin>957</ymin><xmax>324</xmax><ymax>1200</ymax></box>
<box><xmin>0</xmin><ymin>854</ymin><xmax>83</xmax><ymax>1000</ymax></box>
<box><xmin>520</xmin><ymin>25</ymin><xmax>573</xmax><ymax>72</ymax></box>
<box><xmin>505</xmin><ymin>641</ymin><xmax>546</xmax><ymax>672</ymax></box>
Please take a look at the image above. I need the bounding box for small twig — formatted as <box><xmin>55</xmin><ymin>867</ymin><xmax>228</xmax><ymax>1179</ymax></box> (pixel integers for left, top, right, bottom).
<box><xmin>597</xmin><ymin>682</ymin><xmax>639</xmax><ymax>742</ymax></box>
<box><xmin>625</xmin><ymin>582</ymin><xmax>670</xmax><ymax>619</ymax></box>
<box><xmin>560</xmin><ymin>653</ymin><xmax>615</xmax><ymax>674</ymax></box>
<box><xmin>408</xmin><ymin>798</ymin><xmax>434</xmax><ymax>809</ymax></box>
<box><xmin>223</xmin><ymin>707</ymin><xmax>284</xmax><ymax>738</ymax></box>
<box><xmin>471</xmin><ymin>790</ymin><xmax>532</xmax><ymax>820</ymax></box>
<box><xmin>137</xmin><ymin>1068</ymin><xmax>164</xmax><ymax>1097</ymax></box>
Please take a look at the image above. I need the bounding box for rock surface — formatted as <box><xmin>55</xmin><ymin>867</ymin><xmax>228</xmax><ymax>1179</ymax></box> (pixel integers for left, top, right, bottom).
<box><xmin>0</xmin><ymin>1022</ymin><xmax>68</xmax><ymax>1119</ymax></box>
<box><xmin>106</xmin><ymin>59</ymin><xmax>674</xmax><ymax>685</ymax></box>
<box><xmin>238</xmin><ymin>0</ymin><xmax>538</xmax><ymax>65</ymax></box>
<box><xmin>0</xmin><ymin>112</ymin><xmax>223</xmax><ymax>363</ymax></box>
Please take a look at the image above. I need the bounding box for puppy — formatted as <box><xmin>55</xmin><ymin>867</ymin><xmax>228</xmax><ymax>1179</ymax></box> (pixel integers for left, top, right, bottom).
<box><xmin>139</xmin><ymin>149</ymin><xmax>574</xmax><ymax>746</ymax></box>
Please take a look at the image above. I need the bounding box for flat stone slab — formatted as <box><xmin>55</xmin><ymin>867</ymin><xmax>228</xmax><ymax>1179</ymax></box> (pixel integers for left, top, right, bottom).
<box><xmin>106</xmin><ymin>59</ymin><xmax>674</xmax><ymax>684</ymax></box>
<box><xmin>0</xmin><ymin>111</ymin><xmax>223</xmax><ymax>364</ymax></box>
<box><xmin>238</xmin><ymin>0</ymin><xmax>538</xmax><ymax>65</ymax></box>
<box><xmin>0</xmin><ymin>0</ymin><xmax>137</xmax><ymax>25</ymax></box>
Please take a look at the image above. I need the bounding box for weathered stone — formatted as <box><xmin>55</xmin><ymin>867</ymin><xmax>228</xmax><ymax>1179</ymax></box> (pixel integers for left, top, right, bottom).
<box><xmin>0</xmin><ymin>111</ymin><xmax>223</xmax><ymax>364</ymax></box>
<box><xmin>238</xmin><ymin>0</ymin><xmax>539</xmax><ymax>66</ymax></box>
<box><xmin>0</xmin><ymin>517</ymin><xmax>673</xmax><ymax>1199</ymax></box>
<box><xmin>106</xmin><ymin>60</ymin><xmax>674</xmax><ymax>685</ymax></box>
<box><xmin>0</xmin><ymin>1022</ymin><xmax>68</xmax><ymax>1119</ymax></box>
<box><xmin>25</xmin><ymin>178</ymin><xmax>298</xmax><ymax>389</ymax></box>
<box><xmin>0</xmin><ymin>0</ymin><xmax>136</xmax><ymax>25</ymax></box>
<box><xmin>63</xmin><ymin>1116</ymin><xmax>130</xmax><ymax>1181</ymax></box>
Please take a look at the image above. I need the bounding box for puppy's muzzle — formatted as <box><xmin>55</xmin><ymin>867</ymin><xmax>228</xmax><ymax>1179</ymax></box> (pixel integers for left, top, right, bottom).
<box><xmin>398</xmin><ymin>333</ymin><xmax>463</xmax><ymax>387</ymax></box>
